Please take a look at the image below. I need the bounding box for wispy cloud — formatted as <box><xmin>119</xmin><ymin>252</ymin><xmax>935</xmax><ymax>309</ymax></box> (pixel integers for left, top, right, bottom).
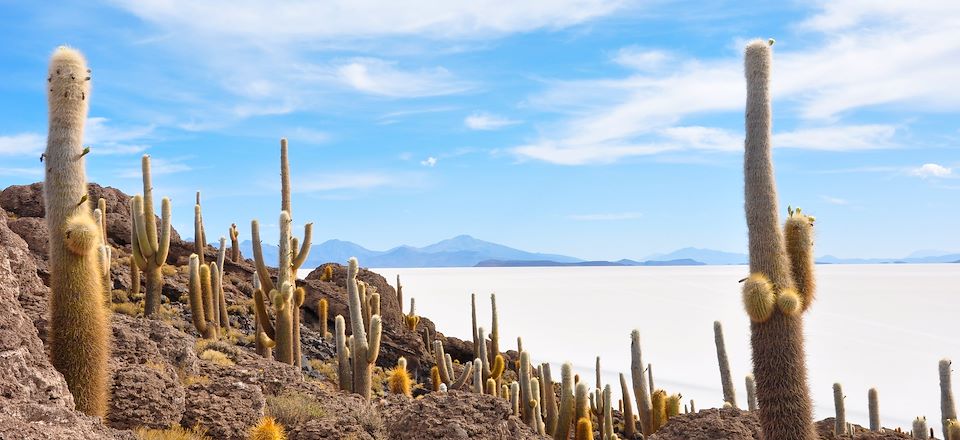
<box><xmin>512</xmin><ymin>0</ymin><xmax>960</xmax><ymax>165</ymax></box>
<box><xmin>909</xmin><ymin>163</ymin><xmax>953</xmax><ymax>178</ymax></box>
<box><xmin>292</xmin><ymin>172</ymin><xmax>420</xmax><ymax>193</ymax></box>
<box><xmin>465</xmin><ymin>112</ymin><xmax>521</xmax><ymax>130</ymax></box>
<box><xmin>0</xmin><ymin>133</ymin><xmax>44</xmax><ymax>156</ymax></box>
<box><xmin>569</xmin><ymin>212</ymin><xmax>643</xmax><ymax>221</ymax></box>
<box><xmin>110</xmin><ymin>1</ymin><xmax>626</xmax><ymax>41</ymax></box>
<box><xmin>420</xmin><ymin>157</ymin><xmax>438</xmax><ymax>167</ymax></box>
<box><xmin>336</xmin><ymin>58</ymin><xmax>472</xmax><ymax>97</ymax></box>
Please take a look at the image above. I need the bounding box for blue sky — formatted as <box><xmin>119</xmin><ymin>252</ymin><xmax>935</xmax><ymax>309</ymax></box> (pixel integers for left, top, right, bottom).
<box><xmin>1</xmin><ymin>0</ymin><xmax>957</xmax><ymax>260</ymax></box>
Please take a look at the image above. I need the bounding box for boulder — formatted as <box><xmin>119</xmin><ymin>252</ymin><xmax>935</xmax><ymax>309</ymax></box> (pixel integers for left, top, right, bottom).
<box><xmin>382</xmin><ymin>390</ymin><xmax>546</xmax><ymax>440</ymax></box>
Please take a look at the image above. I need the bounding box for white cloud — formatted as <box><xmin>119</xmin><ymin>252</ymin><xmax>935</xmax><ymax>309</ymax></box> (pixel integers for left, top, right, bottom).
<box><xmin>420</xmin><ymin>157</ymin><xmax>438</xmax><ymax>167</ymax></box>
<box><xmin>293</xmin><ymin>172</ymin><xmax>403</xmax><ymax>192</ymax></box>
<box><xmin>569</xmin><ymin>212</ymin><xmax>643</xmax><ymax>221</ymax></box>
<box><xmin>465</xmin><ymin>112</ymin><xmax>521</xmax><ymax>130</ymax></box>
<box><xmin>0</xmin><ymin>133</ymin><xmax>44</xmax><ymax>156</ymax></box>
<box><xmin>773</xmin><ymin>125</ymin><xmax>897</xmax><ymax>151</ymax></box>
<box><xmin>337</xmin><ymin>58</ymin><xmax>471</xmax><ymax>97</ymax></box>
<box><xmin>909</xmin><ymin>163</ymin><xmax>953</xmax><ymax>178</ymax></box>
<box><xmin>512</xmin><ymin>0</ymin><xmax>960</xmax><ymax>164</ymax></box>
<box><xmin>110</xmin><ymin>0</ymin><xmax>626</xmax><ymax>41</ymax></box>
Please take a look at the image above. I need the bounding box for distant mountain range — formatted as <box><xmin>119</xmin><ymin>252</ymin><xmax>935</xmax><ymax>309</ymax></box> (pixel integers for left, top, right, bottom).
<box><xmin>236</xmin><ymin>235</ymin><xmax>960</xmax><ymax>268</ymax></box>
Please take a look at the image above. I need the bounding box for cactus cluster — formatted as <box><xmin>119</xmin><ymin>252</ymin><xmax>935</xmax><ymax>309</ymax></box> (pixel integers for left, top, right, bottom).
<box><xmin>251</xmin><ymin>139</ymin><xmax>313</xmax><ymax>366</ymax></box>
<box><xmin>333</xmin><ymin>257</ymin><xmax>382</xmax><ymax>399</ymax></box>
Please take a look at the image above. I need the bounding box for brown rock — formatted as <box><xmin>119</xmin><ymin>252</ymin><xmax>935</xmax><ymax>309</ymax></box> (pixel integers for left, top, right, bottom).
<box><xmin>181</xmin><ymin>376</ymin><xmax>265</xmax><ymax>440</ymax></box>
<box><xmin>0</xmin><ymin>208</ymin><xmax>131</xmax><ymax>439</ymax></box>
<box><xmin>382</xmin><ymin>390</ymin><xmax>546</xmax><ymax>440</ymax></box>
<box><xmin>814</xmin><ymin>418</ymin><xmax>912</xmax><ymax>440</ymax></box>
<box><xmin>108</xmin><ymin>362</ymin><xmax>185</xmax><ymax>430</ymax></box>
<box><xmin>649</xmin><ymin>407</ymin><xmax>760</xmax><ymax>440</ymax></box>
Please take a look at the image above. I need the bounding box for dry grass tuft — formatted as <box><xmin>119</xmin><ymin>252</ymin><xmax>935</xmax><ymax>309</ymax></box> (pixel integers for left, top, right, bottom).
<box><xmin>199</xmin><ymin>349</ymin><xmax>234</xmax><ymax>366</ymax></box>
<box><xmin>134</xmin><ymin>425</ymin><xmax>209</xmax><ymax>440</ymax></box>
<box><xmin>266</xmin><ymin>391</ymin><xmax>326</xmax><ymax>426</ymax></box>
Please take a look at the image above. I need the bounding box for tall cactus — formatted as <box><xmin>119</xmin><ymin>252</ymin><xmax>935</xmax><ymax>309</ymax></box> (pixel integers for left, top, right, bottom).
<box><xmin>542</xmin><ymin>363</ymin><xmax>559</xmax><ymax>435</ymax></box>
<box><xmin>228</xmin><ymin>223</ymin><xmax>240</xmax><ymax>262</ymax></box>
<box><xmin>631</xmin><ymin>329</ymin><xmax>653</xmax><ymax>436</ymax></box>
<box><xmin>620</xmin><ymin>373</ymin><xmax>637</xmax><ymax>438</ymax></box>
<box><xmin>554</xmin><ymin>362</ymin><xmax>576</xmax><ymax>440</ymax></box>
<box><xmin>43</xmin><ymin>46</ymin><xmax>109</xmax><ymax>417</ymax></box>
<box><xmin>519</xmin><ymin>351</ymin><xmax>533</xmax><ymax>424</ymax></box>
<box><xmin>93</xmin><ymin>198</ymin><xmax>111</xmax><ymax>303</ymax></box>
<box><xmin>714</xmin><ymin>321</ymin><xmax>737</xmax><ymax>407</ymax></box>
<box><xmin>833</xmin><ymin>383</ymin><xmax>847</xmax><ymax>435</ymax></box>
<box><xmin>216</xmin><ymin>237</ymin><xmax>229</xmax><ymax>331</ymax></box>
<box><xmin>250</xmin><ymin>139</ymin><xmax>313</xmax><ymax>365</ymax></box>
<box><xmin>741</xmin><ymin>39</ymin><xmax>817</xmax><ymax>440</ymax></box>
<box><xmin>346</xmin><ymin>258</ymin><xmax>381</xmax><ymax>399</ymax></box>
<box><xmin>868</xmin><ymin>388</ymin><xmax>880</xmax><ymax>431</ymax></box>
<box><xmin>489</xmin><ymin>293</ymin><xmax>500</xmax><ymax>363</ymax></box>
<box><xmin>130</xmin><ymin>154</ymin><xmax>172</xmax><ymax>317</ymax></box>
<box><xmin>941</xmin><ymin>359</ymin><xmax>956</xmax><ymax>439</ymax></box>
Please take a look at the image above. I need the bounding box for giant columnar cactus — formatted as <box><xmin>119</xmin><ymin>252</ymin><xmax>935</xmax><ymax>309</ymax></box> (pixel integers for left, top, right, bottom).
<box><xmin>250</xmin><ymin>139</ymin><xmax>313</xmax><ymax>365</ymax></box>
<box><xmin>396</xmin><ymin>275</ymin><xmax>403</xmax><ymax>315</ymax></box>
<box><xmin>346</xmin><ymin>257</ymin><xmax>382</xmax><ymax>399</ymax></box>
<box><xmin>542</xmin><ymin>363</ymin><xmax>559</xmax><ymax>435</ymax></box>
<box><xmin>868</xmin><ymin>388</ymin><xmax>880</xmax><ymax>431</ymax></box>
<box><xmin>619</xmin><ymin>373</ymin><xmax>637</xmax><ymax>438</ymax></box>
<box><xmin>631</xmin><ymin>329</ymin><xmax>654</xmax><ymax>436</ymax></box>
<box><xmin>43</xmin><ymin>46</ymin><xmax>109</xmax><ymax>417</ymax></box>
<box><xmin>187</xmin><ymin>254</ymin><xmax>219</xmax><ymax>339</ymax></box>
<box><xmin>194</xmin><ymin>192</ymin><xmax>206</xmax><ymax>264</ymax></box>
<box><xmin>833</xmin><ymin>383</ymin><xmax>847</xmax><ymax>435</ymax></box>
<box><xmin>471</xmin><ymin>293</ymin><xmax>480</xmax><ymax>358</ymax></box>
<box><xmin>554</xmin><ymin>362</ymin><xmax>576</xmax><ymax>440</ymax></box>
<box><xmin>229</xmin><ymin>223</ymin><xmax>240</xmax><ymax>262</ymax></box>
<box><xmin>746</xmin><ymin>374</ymin><xmax>758</xmax><ymax>412</ymax></box>
<box><xmin>714</xmin><ymin>321</ymin><xmax>737</xmax><ymax>407</ymax></box>
<box><xmin>742</xmin><ymin>39</ymin><xmax>817</xmax><ymax>440</ymax></box>
<box><xmin>941</xmin><ymin>359</ymin><xmax>956</xmax><ymax>439</ymax></box>
<box><xmin>130</xmin><ymin>155</ymin><xmax>172</xmax><ymax>317</ymax></box>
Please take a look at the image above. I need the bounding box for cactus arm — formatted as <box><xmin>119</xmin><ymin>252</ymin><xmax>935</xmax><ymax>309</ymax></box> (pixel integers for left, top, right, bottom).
<box><xmin>784</xmin><ymin>212</ymin><xmax>816</xmax><ymax>311</ymax></box>
<box><xmin>253</xmin><ymin>288</ymin><xmax>277</xmax><ymax>340</ymax></box>
<box><xmin>132</xmin><ymin>195</ymin><xmax>155</xmax><ymax>259</ymax></box>
<box><xmin>250</xmin><ymin>219</ymin><xmax>276</xmax><ymax>294</ymax></box>
<box><xmin>478</xmin><ymin>327</ymin><xmax>491</xmax><ymax>379</ymax></box>
<box><xmin>277</xmin><ymin>211</ymin><xmax>291</xmax><ymax>286</ymax></box>
<box><xmin>129</xmin><ymin>200</ymin><xmax>147</xmax><ymax>269</ymax></box>
<box><xmin>450</xmin><ymin>361</ymin><xmax>473</xmax><ymax>390</ymax></box>
<box><xmin>154</xmin><ymin>197</ymin><xmax>171</xmax><ymax>265</ymax></box>
<box><xmin>291</xmin><ymin>223</ymin><xmax>312</xmax><ymax>271</ymax></box>
<box><xmin>367</xmin><ymin>315</ymin><xmax>382</xmax><ymax>363</ymax></box>
<box><xmin>140</xmin><ymin>155</ymin><xmax>159</xmax><ymax>253</ymax></box>
<box><xmin>334</xmin><ymin>315</ymin><xmax>353</xmax><ymax>392</ymax></box>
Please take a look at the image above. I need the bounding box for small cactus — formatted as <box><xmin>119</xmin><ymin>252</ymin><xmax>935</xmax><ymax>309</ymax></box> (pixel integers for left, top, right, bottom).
<box><xmin>346</xmin><ymin>258</ymin><xmax>381</xmax><ymax>399</ymax></box>
<box><xmin>387</xmin><ymin>357</ymin><xmax>412</xmax><ymax>397</ymax></box>
<box><xmin>714</xmin><ymin>321</ymin><xmax>737</xmax><ymax>408</ymax></box>
<box><xmin>619</xmin><ymin>373</ymin><xmax>637</xmax><ymax>438</ymax></box>
<box><xmin>575</xmin><ymin>416</ymin><xmax>594</xmax><ymax>440</ymax></box>
<box><xmin>542</xmin><ymin>363</ymin><xmax>559</xmax><ymax>435</ymax></box>
<box><xmin>651</xmin><ymin>389</ymin><xmax>667</xmax><ymax>433</ymax></box>
<box><xmin>249</xmin><ymin>417</ymin><xmax>286</xmax><ymax>440</ymax></box>
<box><xmin>912</xmin><ymin>417</ymin><xmax>928</xmax><ymax>439</ymax></box>
<box><xmin>318</xmin><ymin>298</ymin><xmax>329</xmax><ymax>338</ymax></box>
<box><xmin>430</xmin><ymin>365</ymin><xmax>442</xmax><ymax>392</ymax></box>
<box><xmin>631</xmin><ymin>329</ymin><xmax>654</xmax><ymax>436</ymax></box>
<box><xmin>228</xmin><ymin>223</ymin><xmax>240</xmax><ymax>262</ymax></box>
<box><xmin>746</xmin><ymin>374</ymin><xmax>758</xmax><ymax>412</ymax></box>
<box><xmin>334</xmin><ymin>315</ymin><xmax>352</xmax><ymax>391</ymax></box>
<box><xmin>554</xmin><ymin>363</ymin><xmax>576</xmax><ymax>440</ymax></box>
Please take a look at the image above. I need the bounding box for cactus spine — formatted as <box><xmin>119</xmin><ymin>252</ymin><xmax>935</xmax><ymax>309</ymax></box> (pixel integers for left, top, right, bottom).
<box><xmin>833</xmin><ymin>383</ymin><xmax>847</xmax><ymax>434</ymax></box>
<box><xmin>620</xmin><ymin>373</ymin><xmax>637</xmax><ymax>438</ymax></box>
<box><xmin>868</xmin><ymin>388</ymin><xmax>880</xmax><ymax>431</ymax></box>
<box><xmin>714</xmin><ymin>321</ymin><xmax>737</xmax><ymax>408</ymax></box>
<box><xmin>631</xmin><ymin>329</ymin><xmax>654</xmax><ymax>437</ymax></box>
<box><xmin>346</xmin><ymin>257</ymin><xmax>381</xmax><ymax>399</ymax></box>
<box><xmin>43</xmin><ymin>47</ymin><xmax>109</xmax><ymax>417</ymax></box>
<box><xmin>742</xmin><ymin>39</ymin><xmax>817</xmax><ymax>440</ymax></box>
<box><xmin>942</xmin><ymin>359</ymin><xmax>957</xmax><ymax>439</ymax></box>
<box><xmin>130</xmin><ymin>154</ymin><xmax>172</xmax><ymax>317</ymax></box>
<box><xmin>746</xmin><ymin>374</ymin><xmax>758</xmax><ymax>412</ymax></box>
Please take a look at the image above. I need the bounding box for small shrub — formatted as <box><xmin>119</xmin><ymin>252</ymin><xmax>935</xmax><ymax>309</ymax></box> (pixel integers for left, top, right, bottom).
<box><xmin>112</xmin><ymin>302</ymin><xmax>140</xmax><ymax>316</ymax></box>
<box><xmin>266</xmin><ymin>391</ymin><xmax>325</xmax><ymax>426</ymax></box>
<box><xmin>308</xmin><ymin>359</ymin><xmax>338</xmax><ymax>384</ymax></box>
<box><xmin>199</xmin><ymin>349</ymin><xmax>234</xmax><ymax>366</ymax></box>
<box><xmin>134</xmin><ymin>425</ymin><xmax>209</xmax><ymax>440</ymax></box>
